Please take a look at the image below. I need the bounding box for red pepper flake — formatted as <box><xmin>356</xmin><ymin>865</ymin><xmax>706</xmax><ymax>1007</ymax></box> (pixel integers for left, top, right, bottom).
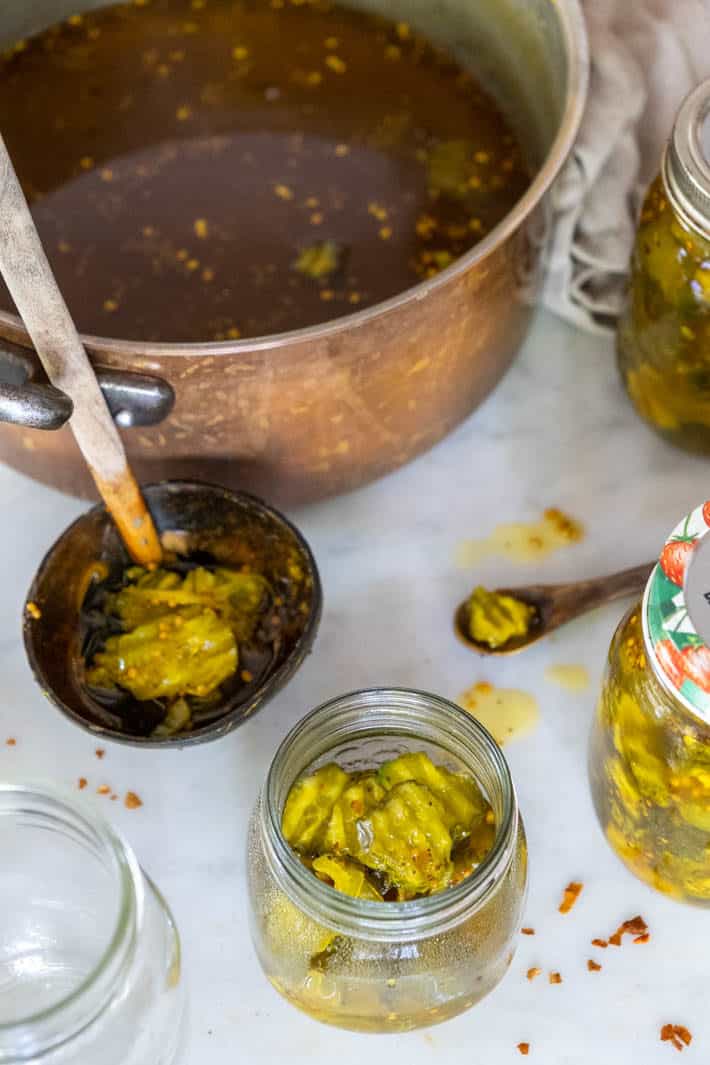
<box><xmin>591</xmin><ymin>938</ymin><xmax>608</xmax><ymax>949</ymax></box>
<box><xmin>125</xmin><ymin>791</ymin><xmax>143</xmax><ymax>810</ymax></box>
<box><xmin>78</xmin><ymin>777</ymin><xmax>88</xmax><ymax>789</ymax></box>
<box><xmin>548</xmin><ymin>972</ymin><xmax>562</xmax><ymax>985</ymax></box>
<box><xmin>558</xmin><ymin>881</ymin><xmax>583</xmax><ymax>914</ymax></box>
<box><xmin>661</xmin><ymin>1024</ymin><xmax>692</xmax><ymax>1051</ymax></box>
<box><xmin>95</xmin><ymin>748</ymin><xmax>105</xmax><ymax>759</ymax></box>
<box><xmin>526</xmin><ymin>967</ymin><xmax>542</xmax><ymax>981</ymax></box>
<box><xmin>97</xmin><ymin>784</ymin><xmax>111</xmax><ymax>795</ymax></box>
<box><xmin>521</xmin><ymin>927</ymin><xmax>535</xmax><ymax>936</ymax></box>
<box><xmin>587</xmin><ymin>959</ymin><xmax>602</xmax><ymax>972</ymax></box>
<box><xmin>608</xmin><ymin>915</ymin><xmax>648</xmax><ymax>946</ymax></box>
<box><xmin>5</xmin><ymin>738</ymin><xmax>16</xmax><ymax>746</ymax></box>
<box><xmin>517</xmin><ymin>1044</ymin><xmax>530</xmax><ymax>1056</ymax></box>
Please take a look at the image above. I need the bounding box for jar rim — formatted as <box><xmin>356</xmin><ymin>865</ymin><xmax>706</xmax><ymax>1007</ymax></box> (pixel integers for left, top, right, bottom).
<box><xmin>262</xmin><ymin>687</ymin><xmax>518</xmax><ymax>941</ymax></box>
<box><xmin>0</xmin><ymin>783</ymin><xmax>141</xmax><ymax>1061</ymax></box>
<box><xmin>663</xmin><ymin>79</ymin><xmax>710</xmax><ymax>238</ymax></box>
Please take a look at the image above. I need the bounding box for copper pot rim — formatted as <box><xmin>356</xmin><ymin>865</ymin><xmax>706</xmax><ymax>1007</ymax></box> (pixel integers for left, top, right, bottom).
<box><xmin>0</xmin><ymin>0</ymin><xmax>588</xmax><ymax>361</ymax></box>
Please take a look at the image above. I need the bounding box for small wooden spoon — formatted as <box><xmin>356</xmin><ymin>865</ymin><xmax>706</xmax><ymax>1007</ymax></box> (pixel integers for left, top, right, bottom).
<box><xmin>0</xmin><ymin>135</ymin><xmax>161</xmax><ymax>565</ymax></box>
<box><xmin>455</xmin><ymin>561</ymin><xmax>656</xmax><ymax>656</ymax></box>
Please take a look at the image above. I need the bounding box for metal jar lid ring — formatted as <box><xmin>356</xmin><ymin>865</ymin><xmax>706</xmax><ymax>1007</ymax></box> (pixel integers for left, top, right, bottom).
<box><xmin>663</xmin><ymin>78</ymin><xmax>710</xmax><ymax>237</ymax></box>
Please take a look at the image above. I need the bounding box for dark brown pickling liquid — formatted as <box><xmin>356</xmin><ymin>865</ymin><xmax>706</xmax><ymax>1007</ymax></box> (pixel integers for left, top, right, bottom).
<box><xmin>0</xmin><ymin>0</ymin><xmax>529</xmax><ymax>341</ymax></box>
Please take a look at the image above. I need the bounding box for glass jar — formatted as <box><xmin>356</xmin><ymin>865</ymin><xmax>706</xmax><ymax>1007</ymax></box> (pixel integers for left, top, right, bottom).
<box><xmin>0</xmin><ymin>785</ymin><xmax>185</xmax><ymax>1064</ymax></box>
<box><xmin>589</xmin><ymin>501</ymin><xmax>710</xmax><ymax>904</ymax></box>
<box><xmin>618</xmin><ymin>80</ymin><xmax>710</xmax><ymax>451</ymax></box>
<box><xmin>247</xmin><ymin>688</ymin><xmax>528</xmax><ymax>1033</ymax></box>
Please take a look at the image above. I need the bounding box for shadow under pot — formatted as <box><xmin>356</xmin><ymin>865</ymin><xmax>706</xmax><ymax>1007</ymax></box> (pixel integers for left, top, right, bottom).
<box><xmin>247</xmin><ymin>688</ymin><xmax>528</xmax><ymax>1033</ymax></box>
<box><xmin>23</xmin><ymin>480</ymin><xmax>322</xmax><ymax>748</ymax></box>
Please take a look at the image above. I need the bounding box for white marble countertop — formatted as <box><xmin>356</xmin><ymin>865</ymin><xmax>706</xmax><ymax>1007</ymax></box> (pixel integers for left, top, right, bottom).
<box><xmin>2</xmin><ymin>308</ymin><xmax>709</xmax><ymax>1063</ymax></box>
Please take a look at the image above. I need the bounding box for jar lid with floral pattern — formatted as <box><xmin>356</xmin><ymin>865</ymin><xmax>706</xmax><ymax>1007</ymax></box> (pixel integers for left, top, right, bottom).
<box><xmin>643</xmin><ymin>501</ymin><xmax>710</xmax><ymax>723</ymax></box>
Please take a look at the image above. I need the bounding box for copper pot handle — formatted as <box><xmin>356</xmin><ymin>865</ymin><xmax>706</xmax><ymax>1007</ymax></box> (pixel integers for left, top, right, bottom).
<box><xmin>0</xmin><ymin>349</ymin><xmax>174</xmax><ymax>430</ymax></box>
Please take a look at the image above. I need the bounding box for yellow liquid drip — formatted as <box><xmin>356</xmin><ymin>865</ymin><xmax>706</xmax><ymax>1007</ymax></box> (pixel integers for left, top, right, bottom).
<box><xmin>544</xmin><ymin>664</ymin><xmax>590</xmax><ymax>692</ymax></box>
<box><xmin>457</xmin><ymin>682</ymin><xmax>539</xmax><ymax>745</ymax></box>
<box><xmin>456</xmin><ymin>509</ymin><xmax>583</xmax><ymax>567</ymax></box>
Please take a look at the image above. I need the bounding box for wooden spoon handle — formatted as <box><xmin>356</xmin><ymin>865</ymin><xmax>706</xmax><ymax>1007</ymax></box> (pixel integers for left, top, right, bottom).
<box><xmin>542</xmin><ymin>560</ymin><xmax>657</xmax><ymax>628</ymax></box>
<box><xmin>594</xmin><ymin>561</ymin><xmax>658</xmax><ymax>601</ymax></box>
<box><xmin>0</xmin><ymin>136</ymin><xmax>161</xmax><ymax>566</ymax></box>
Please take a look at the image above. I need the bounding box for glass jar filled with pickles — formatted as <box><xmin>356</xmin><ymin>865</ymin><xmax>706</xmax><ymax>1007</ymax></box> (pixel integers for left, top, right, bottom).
<box><xmin>589</xmin><ymin>501</ymin><xmax>710</xmax><ymax>904</ymax></box>
<box><xmin>247</xmin><ymin>688</ymin><xmax>528</xmax><ymax>1032</ymax></box>
<box><xmin>618</xmin><ymin>81</ymin><xmax>710</xmax><ymax>450</ymax></box>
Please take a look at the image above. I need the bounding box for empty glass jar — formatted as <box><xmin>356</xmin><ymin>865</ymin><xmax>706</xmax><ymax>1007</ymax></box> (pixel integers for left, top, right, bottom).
<box><xmin>0</xmin><ymin>785</ymin><xmax>185</xmax><ymax>1064</ymax></box>
<box><xmin>247</xmin><ymin>688</ymin><xmax>528</xmax><ymax>1032</ymax></box>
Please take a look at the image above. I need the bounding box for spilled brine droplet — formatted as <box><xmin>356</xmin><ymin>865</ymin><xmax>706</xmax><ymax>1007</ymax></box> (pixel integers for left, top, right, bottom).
<box><xmin>455</xmin><ymin>508</ymin><xmax>584</xmax><ymax>567</ymax></box>
<box><xmin>457</xmin><ymin>681</ymin><xmax>539</xmax><ymax>745</ymax></box>
<box><xmin>544</xmin><ymin>664</ymin><xmax>590</xmax><ymax>692</ymax></box>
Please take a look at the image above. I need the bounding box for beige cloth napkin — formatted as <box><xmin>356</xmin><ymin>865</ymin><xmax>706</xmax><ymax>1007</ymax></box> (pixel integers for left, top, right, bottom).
<box><xmin>542</xmin><ymin>0</ymin><xmax>710</xmax><ymax>332</ymax></box>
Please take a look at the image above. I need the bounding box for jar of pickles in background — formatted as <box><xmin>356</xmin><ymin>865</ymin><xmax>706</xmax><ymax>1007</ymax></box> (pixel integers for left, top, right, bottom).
<box><xmin>247</xmin><ymin>689</ymin><xmax>528</xmax><ymax>1032</ymax></box>
<box><xmin>618</xmin><ymin>80</ymin><xmax>710</xmax><ymax>450</ymax></box>
<box><xmin>589</xmin><ymin>501</ymin><xmax>710</xmax><ymax>904</ymax></box>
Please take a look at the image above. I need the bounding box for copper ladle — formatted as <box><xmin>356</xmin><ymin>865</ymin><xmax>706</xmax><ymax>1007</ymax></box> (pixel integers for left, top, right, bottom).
<box><xmin>455</xmin><ymin>561</ymin><xmax>656</xmax><ymax>656</ymax></box>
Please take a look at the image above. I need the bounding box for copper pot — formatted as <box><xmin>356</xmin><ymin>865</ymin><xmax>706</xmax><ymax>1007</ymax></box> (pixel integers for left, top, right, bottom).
<box><xmin>0</xmin><ymin>0</ymin><xmax>588</xmax><ymax>505</ymax></box>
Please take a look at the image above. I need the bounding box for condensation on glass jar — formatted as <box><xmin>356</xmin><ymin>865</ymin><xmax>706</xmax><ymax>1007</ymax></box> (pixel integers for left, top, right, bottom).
<box><xmin>0</xmin><ymin>785</ymin><xmax>185</xmax><ymax>1064</ymax></box>
<box><xmin>618</xmin><ymin>80</ymin><xmax>710</xmax><ymax>451</ymax></box>
<box><xmin>247</xmin><ymin>688</ymin><xmax>528</xmax><ymax>1033</ymax></box>
<box><xmin>589</xmin><ymin>501</ymin><xmax>710</xmax><ymax>905</ymax></box>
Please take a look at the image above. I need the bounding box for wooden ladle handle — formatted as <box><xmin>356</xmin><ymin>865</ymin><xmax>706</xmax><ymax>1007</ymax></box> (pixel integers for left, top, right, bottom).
<box><xmin>0</xmin><ymin>136</ymin><xmax>161</xmax><ymax>565</ymax></box>
<box><xmin>527</xmin><ymin>560</ymin><xmax>657</xmax><ymax>632</ymax></box>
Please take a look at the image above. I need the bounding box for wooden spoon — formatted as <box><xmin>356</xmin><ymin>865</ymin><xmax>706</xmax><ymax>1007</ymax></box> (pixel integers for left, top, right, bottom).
<box><xmin>454</xmin><ymin>561</ymin><xmax>656</xmax><ymax>656</ymax></box>
<box><xmin>0</xmin><ymin>135</ymin><xmax>161</xmax><ymax>565</ymax></box>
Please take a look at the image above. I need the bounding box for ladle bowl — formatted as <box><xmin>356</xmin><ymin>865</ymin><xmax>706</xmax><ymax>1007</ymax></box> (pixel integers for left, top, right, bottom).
<box><xmin>23</xmin><ymin>480</ymin><xmax>322</xmax><ymax>747</ymax></box>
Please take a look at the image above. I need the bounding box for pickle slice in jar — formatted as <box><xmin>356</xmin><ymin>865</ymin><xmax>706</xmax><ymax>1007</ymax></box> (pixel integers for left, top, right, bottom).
<box><xmin>377</xmin><ymin>752</ymin><xmax>486</xmax><ymax>842</ymax></box>
<box><xmin>451</xmin><ymin>813</ymin><xmax>497</xmax><ymax>884</ymax></box>
<box><xmin>266</xmin><ymin>893</ymin><xmax>337</xmax><ymax>963</ymax></box>
<box><xmin>312</xmin><ymin>854</ymin><xmax>383</xmax><ymax>901</ymax></box>
<box><xmin>357</xmin><ymin>780</ymin><xmax>454</xmax><ymax>897</ymax></box>
<box><xmin>323</xmin><ymin>774</ymin><xmax>386</xmax><ymax>855</ymax></box>
<box><xmin>611</xmin><ymin>693</ymin><xmax>670</xmax><ymax>807</ymax></box>
<box><xmin>282</xmin><ymin>764</ymin><xmax>350</xmax><ymax>853</ymax></box>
